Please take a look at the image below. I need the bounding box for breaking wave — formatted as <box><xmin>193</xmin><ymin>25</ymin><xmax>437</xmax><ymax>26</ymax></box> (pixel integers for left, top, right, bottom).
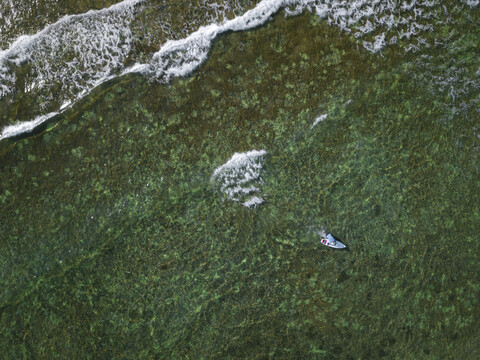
<box><xmin>1</xmin><ymin>0</ymin><xmax>477</xmax><ymax>140</ymax></box>
<box><xmin>211</xmin><ymin>150</ymin><xmax>267</xmax><ymax>208</ymax></box>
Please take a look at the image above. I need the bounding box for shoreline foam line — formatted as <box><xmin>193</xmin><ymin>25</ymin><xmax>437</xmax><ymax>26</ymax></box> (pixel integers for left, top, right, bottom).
<box><xmin>0</xmin><ymin>0</ymin><xmax>143</xmax><ymax>96</ymax></box>
<box><xmin>1</xmin><ymin>0</ymin><xmax>457</xmax><ymax>141</ymax></box>
<box><xmin>1</xmin><ymin>0</ymin><xmax>291</xmax><ymax>141</ymax></box>
<box><xmin>127</xmin><ymin>0</ymin><xmax>299</xmax><ymax>80</ymax></box>
<box><xmin>0</xmin><ymin>0</ymin><xmax>143</xmax><ymax>141</ymax></box>
<box><xmin>0</xmin><ymin>70</ymin><xmax>121</xmax><ymax>140</ymax></box>
<box><xmin>0</xmin><ymin>112</ymin><xmax>59</xmax><ymax>140</ymax></box>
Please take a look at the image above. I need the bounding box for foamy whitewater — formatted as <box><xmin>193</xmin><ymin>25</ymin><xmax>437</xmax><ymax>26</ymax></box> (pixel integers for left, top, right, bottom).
<box><xmin>211</xmin><ymin>150</ymin><xmax>267</xmax><ymax>208</ymax></box>
<box><xmin>311</xmin><ymin>114</ymin><xmax>328</xmax><ymax>129</ymax></box>
<box><xmin>0</xmin><ymin>0</ymin><xmax>477</xmax><ymax>140</ymax></box>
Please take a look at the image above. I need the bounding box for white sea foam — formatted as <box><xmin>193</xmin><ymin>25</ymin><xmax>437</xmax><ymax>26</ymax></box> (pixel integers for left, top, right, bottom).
<box><xmin>311</xmin><ymin>114</ymin><xmax>328</xmax><ymax>129</ymax></box>
<box><xmin>130</xmin><ymin>0</ymin><xmax>290</xmax><ymax>81</ymax></box>
<box><xmin>462</xmin><ymin>0</ymin><xmax>479</xmax><ymax>7</ymax></box>
<box><xmin>211</xmin><ymin>150</ymin><xmax>267</xmax><ymax>208</ymax></box>
<box><xmin>363</xmin><ymin>33</ymin><xmax>386</xmax><ymax>54</ymax></box>
<box><xmin>0</xmin><ymin>0</ymin><xmax>456</xmax><ymax>140</ymax></box>
<box><xmin>0</xmin><ymin>112</ymin><xmax>58</xmax><ymax>140</ymax></box>
<box><xmin>0</xmin><ymin>0</ymin><xmax>141</xmax><ymax>98</ymax></box>
<box><xmin>130</xmin><ymin>0</ymin><xmax>442</xmax><ymax>80</ymax></box>
<box><xmin>0</xmin><ymin>0</ymin><xmax>142</xmax><ymax>140</ymax></box>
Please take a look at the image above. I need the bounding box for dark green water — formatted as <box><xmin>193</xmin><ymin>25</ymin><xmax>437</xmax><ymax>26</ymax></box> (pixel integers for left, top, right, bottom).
<box><xmin>1</xmin><ymin>3</ymin><xmax>480</xmax><ymax>359</ymax></box>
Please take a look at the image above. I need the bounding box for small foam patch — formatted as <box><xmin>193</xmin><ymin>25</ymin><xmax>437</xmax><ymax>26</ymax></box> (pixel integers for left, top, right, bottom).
<box><xmin>211</xmin><ymin>150</ymin><xmax>267</xmax><ymax>208</ymax></box>
<box><xmin>311</xmin><ymin>113</ymin><xmax>328</xmax><ymax>129</ymax></box>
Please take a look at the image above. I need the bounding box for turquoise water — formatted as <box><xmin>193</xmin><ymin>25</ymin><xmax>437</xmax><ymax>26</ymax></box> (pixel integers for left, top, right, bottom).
<box><xmin>1</xmin><ymin>1</ymin><xmax>479</xmax><ymax>358</ymax></box>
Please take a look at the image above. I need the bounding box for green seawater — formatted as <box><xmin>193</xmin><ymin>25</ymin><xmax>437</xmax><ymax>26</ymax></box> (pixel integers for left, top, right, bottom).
<box><xmin>1</xmin><ymin>6</ymin><xmax>480</xmax><ymax>360</ymax></box>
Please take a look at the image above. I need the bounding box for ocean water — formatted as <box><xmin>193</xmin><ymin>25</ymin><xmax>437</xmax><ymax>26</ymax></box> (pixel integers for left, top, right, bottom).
<box><xmin>1</xmin><ymin>0</ymin><xmax>479</xmax><ymax>358</ymax></box>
